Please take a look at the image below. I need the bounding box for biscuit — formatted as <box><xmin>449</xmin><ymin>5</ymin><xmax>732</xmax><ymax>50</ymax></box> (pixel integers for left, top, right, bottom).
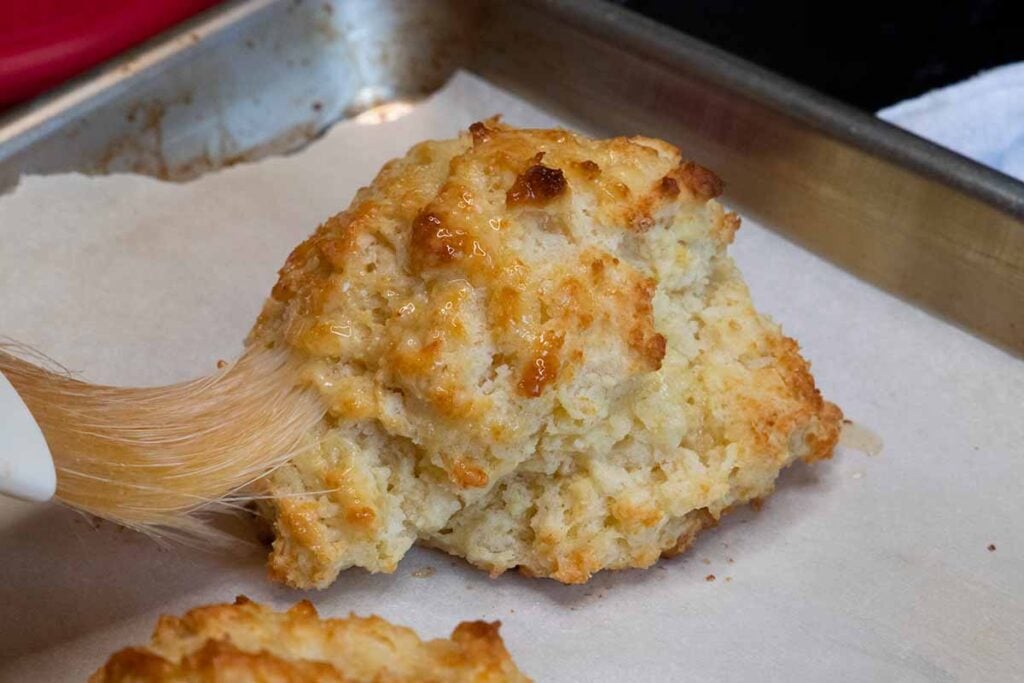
<box><xmin>251</xmin><ymin>121</ymin><xmax>841</xmax><ymax>587</ymax></box>
<box><xmin>90</xmin><ymin>596</ymin><xmax>528</xmax><ymax>682</ymax></box>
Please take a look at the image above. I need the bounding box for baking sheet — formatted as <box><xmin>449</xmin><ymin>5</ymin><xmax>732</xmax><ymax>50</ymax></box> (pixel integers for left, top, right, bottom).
<box><xmin>1</xmin><ymin>72</ymin><xmax>1022</xmax><ymax>681</ymax></box>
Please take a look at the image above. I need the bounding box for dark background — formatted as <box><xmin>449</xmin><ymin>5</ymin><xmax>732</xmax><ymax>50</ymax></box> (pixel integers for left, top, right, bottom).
<box><xmin>613</xmin><ymin>0</ymin><xmax>1024</xmax><ymax>111</ymax></box>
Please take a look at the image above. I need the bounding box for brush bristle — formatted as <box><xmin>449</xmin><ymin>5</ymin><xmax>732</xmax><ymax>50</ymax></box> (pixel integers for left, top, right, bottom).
<box><xmin>0</xmin><ymin>344</ymin><xmax>324</xmax><ymax>541</ymax></box>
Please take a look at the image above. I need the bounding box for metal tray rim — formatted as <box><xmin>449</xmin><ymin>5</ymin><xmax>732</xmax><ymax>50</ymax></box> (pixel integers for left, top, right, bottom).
<box><xmin>544</xmin><ymin>0</ymin><xmax>1024</xmax><ymax>218</ymax></box>
<box><xmin>2</xmin><ymin>0</ymin><xmax>1022</xmax><ymax>221</ymax></box>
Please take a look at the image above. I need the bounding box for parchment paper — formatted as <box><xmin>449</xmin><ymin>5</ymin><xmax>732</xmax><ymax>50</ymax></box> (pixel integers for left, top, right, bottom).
<box><xmin>1</xmin><ymin>72</ymin><xmax>1021</xmax><ymax>682</ymax></box>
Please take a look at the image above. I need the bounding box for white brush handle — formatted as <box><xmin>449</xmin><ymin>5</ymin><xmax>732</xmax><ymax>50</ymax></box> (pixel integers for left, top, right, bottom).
<box><xmin>0</xmin><ymin>370</ymin><xmax>55</xmax><ymax>502</ymax></box>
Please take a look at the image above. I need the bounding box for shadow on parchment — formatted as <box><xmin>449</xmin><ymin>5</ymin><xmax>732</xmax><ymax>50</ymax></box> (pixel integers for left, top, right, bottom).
<box><xmin>0</xmin><ymin>502</ymin><xmax>265</xmax><ymax>662</ymax></box>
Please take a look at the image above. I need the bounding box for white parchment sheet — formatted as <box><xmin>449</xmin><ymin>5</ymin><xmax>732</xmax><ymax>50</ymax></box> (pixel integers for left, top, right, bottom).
<box><xmin>1</xmin><ymin>73</ymin><xmax>1021</xmax><ymax>682</ymax></box>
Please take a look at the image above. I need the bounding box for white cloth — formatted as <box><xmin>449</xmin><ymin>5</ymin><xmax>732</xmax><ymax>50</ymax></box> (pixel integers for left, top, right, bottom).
<box><xmin>879</xmin><ymin>62</ymin><xmax>1024</xmax><ymax>181</ymax></box>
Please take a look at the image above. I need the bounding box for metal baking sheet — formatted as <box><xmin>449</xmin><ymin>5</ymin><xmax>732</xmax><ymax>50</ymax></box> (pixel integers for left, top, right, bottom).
<box><xmin>0</xmin><ymin>2</ymin><xmax>1022</xmax><ymax>681</ymax></box>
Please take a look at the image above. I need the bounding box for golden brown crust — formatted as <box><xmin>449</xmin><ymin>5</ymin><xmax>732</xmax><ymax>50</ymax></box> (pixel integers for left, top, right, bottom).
<box><xmin>517</xmin><ymin>331</ymin><xmax>563</xmax><ymax>398</ymax></box>
<box><xmin>96</xmin><ymin>641</ymin><xmax>349</xmax><ymax>682</ymax></box>
<box><xmin>506</xmin><ymin>163</ymin><xmax>568</xmax><ymax>207</ymax></box>
<box><xmin>673</xmin><ymin>161</ymin><xmax>724</xmax><ymax>201</ymax></box>
<box><xmin>90</xmin><ymin>597</ymin><xmax>529</xmax><ymax>683</ymax></box>
<box><xmin>251</xmin><ymin>122</ymin><xmax>842</xmax><ymax>588</ymax></box>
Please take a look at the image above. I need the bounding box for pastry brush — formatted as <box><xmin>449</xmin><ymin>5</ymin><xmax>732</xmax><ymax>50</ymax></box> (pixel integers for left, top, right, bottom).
<box><xmin>0</xmin><ymin>344</ymin><xmax>324</xmax><ymax>536</ymax></box>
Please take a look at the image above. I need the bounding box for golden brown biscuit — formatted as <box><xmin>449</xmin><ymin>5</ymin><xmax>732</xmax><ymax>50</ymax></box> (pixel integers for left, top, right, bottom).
<box><xmin>90</xmin><ymin>596</ymin><xmax>529</xmax><ymax>682</ymax></box>
<box><xmin>252</xmin><ymin>120</ymin><xmax>841</xmax><ymax>588</ymax></box>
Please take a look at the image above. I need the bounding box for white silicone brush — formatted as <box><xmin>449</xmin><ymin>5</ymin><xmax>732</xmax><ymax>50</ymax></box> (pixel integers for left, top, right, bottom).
<box><xmin>0</xmin><ymin>369</ymin><xmax>55</xmax><ymax>503</ymax></box>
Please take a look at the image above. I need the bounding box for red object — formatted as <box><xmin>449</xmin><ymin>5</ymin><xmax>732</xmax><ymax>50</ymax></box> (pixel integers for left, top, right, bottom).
<box><xmin>0</xmin><ymin>0</ymin><xmax>223</xmax><ymax>106</ymax></box>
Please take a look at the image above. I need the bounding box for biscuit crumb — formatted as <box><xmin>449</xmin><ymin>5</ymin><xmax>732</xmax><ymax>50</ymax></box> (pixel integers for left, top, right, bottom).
<box><xmin>705</xmin><ymin>574</ymin><xmax>716</xmax><ymax>582</ymax></box>
<box><xmin>988</xmin><ymin>544</ymin><xmax>997</xmax><ymax>552</ymax></box>
<box><xmin>412</xmin><ymin>566</ymin><xmax>436</xmax><ymax>578</ymax></box>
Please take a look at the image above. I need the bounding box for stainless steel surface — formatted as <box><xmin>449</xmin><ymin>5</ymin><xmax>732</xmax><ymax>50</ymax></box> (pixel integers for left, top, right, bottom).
<box><xmin>0</xmin><ymin>0</ymin><xmax>1021</xmax><ymax>355</ymax></box>
<box><xmin>0</xmin><ymin>0</ymin><xmax>476</xmax><ymax>187</ymax></box>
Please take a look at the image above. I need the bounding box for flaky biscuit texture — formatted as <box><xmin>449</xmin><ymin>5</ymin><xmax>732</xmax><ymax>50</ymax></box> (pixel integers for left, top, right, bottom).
<box><xmin>251</xmin><ymin>121</ymin><xmax>841</xmax><ymax>588</ymax></box>
<box><xmin>90</xmin><ymin>596</ymin><xmax>529</xmax><ymax>682</ymax></box>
